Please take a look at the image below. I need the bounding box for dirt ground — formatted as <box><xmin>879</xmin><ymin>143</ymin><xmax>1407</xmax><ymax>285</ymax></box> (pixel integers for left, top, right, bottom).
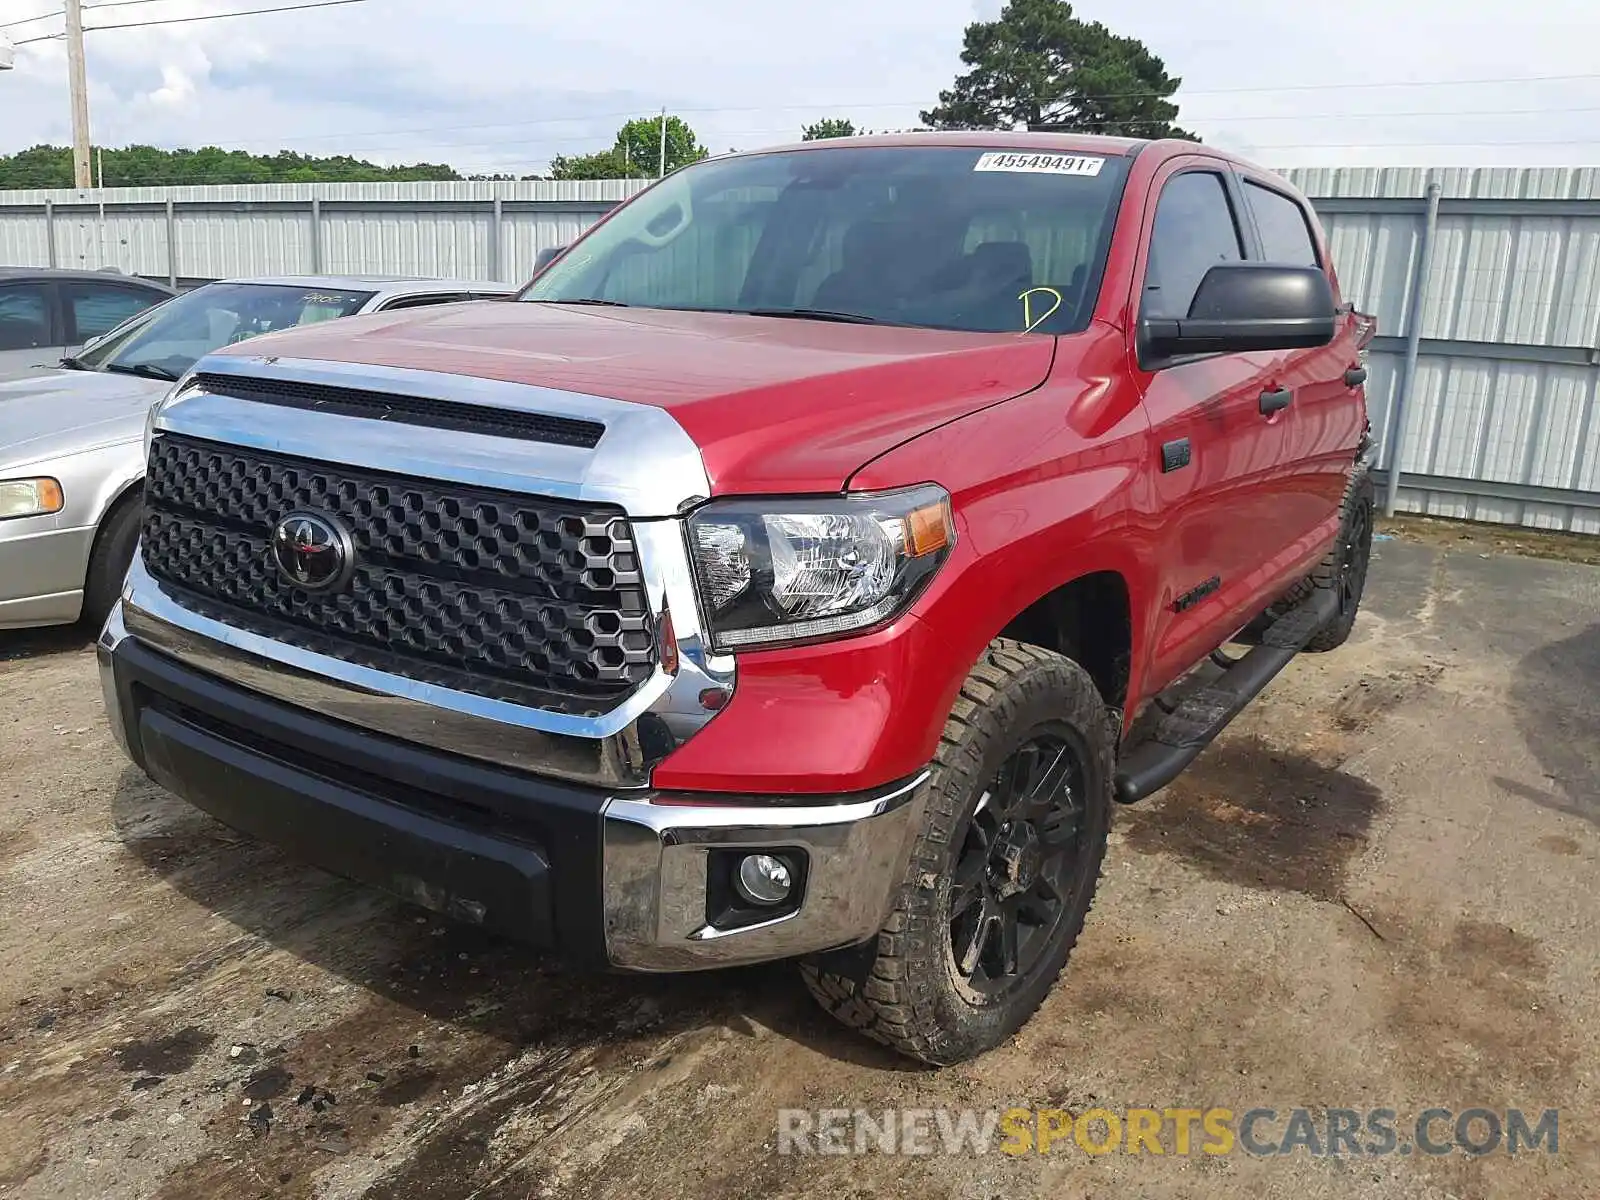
<box><xmin>1</xmin><ymin>527</ymin><xmax>1597</xmax><ymax>1200</ymax></box>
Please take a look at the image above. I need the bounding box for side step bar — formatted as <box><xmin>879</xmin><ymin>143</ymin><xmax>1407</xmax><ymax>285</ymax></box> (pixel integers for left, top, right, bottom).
<box><xmin>1113</xmin><ymin>588</ymin><xmax>1339</xmax><ymax>805</ymax></box>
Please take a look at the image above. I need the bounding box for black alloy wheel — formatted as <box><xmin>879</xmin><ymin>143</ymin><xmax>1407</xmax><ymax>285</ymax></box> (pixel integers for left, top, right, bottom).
<box><xmin>949</xmin><ymin>731</ymin><xmax>1088</xmax><ymax>997</ymax></box>
<box><xmin>1337</xmin><ymin>497</ymin><xmax>1374</xmax><ymax>618</ymax></box>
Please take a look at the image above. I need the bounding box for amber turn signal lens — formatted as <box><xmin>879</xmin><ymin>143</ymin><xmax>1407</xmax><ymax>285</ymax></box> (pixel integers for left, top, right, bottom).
<box><xmin>904</xmin><ymin>498</ymin><xmax>954</xmax><ymax>558</ymax></box>
<box><xmin>0</xmin><ymin>477</ymin><xmax>64</xmax><ymax>520</ymax></box>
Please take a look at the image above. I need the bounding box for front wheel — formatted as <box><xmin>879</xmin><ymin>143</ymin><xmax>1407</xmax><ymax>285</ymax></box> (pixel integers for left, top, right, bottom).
<box><xmin>82</xmin><ymin>494</ymin><xmax>142</xmax><ymax>633</ymax></box>
<box><xmin>801</xmin><ymin>639</ymin><xmax>1113</xmax><ymax>1065</ymax></box>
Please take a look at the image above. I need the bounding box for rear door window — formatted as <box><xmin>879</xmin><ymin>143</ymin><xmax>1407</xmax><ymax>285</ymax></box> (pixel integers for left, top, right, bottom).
<box><xmin>63</xmin><ymin>281</ymin><xmax>166</xmax><ymax>343</ymax></box>
<box><xmin>1142</xmin><ymin>171</ymin><xmax>1244</xmax><ymax>320</ymax></box>
<box><xmin>0</xmin><ymin>282</ymin><xmax>53</xmax><ymax>351</ymax></box>
<box><xmin>1244</xmin><ymin>181</ymin><xmax>1320</xmax><ymax>266</ymax></box>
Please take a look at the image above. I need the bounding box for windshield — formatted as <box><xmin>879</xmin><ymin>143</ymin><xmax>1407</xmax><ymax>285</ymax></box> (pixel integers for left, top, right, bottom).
<box><xmin>73</xmin><ymin>282</ymin><xmax>375</xmax><ymax>379</ymax></box>
<box><xmin>521</xmin><ymin>145</ymin><xmax>1132</xmax><ymax>335</ymax></box>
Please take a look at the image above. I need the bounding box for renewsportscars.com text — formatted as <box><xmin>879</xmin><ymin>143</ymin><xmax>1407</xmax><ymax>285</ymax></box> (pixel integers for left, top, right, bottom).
<box><xmin>776</xmin><ymin>1106</ymin><xmax>1559</xmax><ymax>1158</ymax></box>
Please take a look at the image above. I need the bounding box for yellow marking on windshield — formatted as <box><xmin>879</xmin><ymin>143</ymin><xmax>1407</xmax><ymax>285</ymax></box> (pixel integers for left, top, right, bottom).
<box><xmin>1019</xmin><ymin>287</ymin><xmax>1063</xmax><ymax>333</ymax></box>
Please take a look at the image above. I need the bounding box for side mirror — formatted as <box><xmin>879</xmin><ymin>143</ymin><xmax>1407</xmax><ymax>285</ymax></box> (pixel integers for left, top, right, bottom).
<box><xmin>533</xmin><ymin>244</ymin><xmax>568</xmax><ymax>272</ymax></box>
<box><xmin>1140</xmin><ymin>263</ymin><xmax>1336</xmax><ymax>364</ymax></box>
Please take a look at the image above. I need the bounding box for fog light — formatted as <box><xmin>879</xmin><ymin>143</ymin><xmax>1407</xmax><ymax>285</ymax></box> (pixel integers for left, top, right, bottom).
<box><xmin>734</xmin><ymin>854</ymin><xmax>793</xmax><ymax>905</ymax></box>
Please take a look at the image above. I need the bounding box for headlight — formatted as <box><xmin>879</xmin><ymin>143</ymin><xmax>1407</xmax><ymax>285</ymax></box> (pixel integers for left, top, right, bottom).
<box><xmin>686</xmin><ymin>484</ymin><xmax>954</xmax><ymax>651</ymax></box>
<box><xmin>0</xmin><ymin>478</ymin><xmax>64</xmax><ymax>521</ymax></box>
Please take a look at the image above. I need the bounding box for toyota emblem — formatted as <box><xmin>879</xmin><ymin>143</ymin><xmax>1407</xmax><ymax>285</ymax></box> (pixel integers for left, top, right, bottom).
<box><xmin>270</xmin><ymin>511</ymin><xmax>355</xmax><ymax>592</ymax></box>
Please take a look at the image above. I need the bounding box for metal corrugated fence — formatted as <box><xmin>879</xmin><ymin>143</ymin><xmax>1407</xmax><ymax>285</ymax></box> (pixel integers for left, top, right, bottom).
<box><xmin>2</xmin><ymin>169</ymin><xmax>1597</xmax><ymax>532</ymax></box>
<box><xmin>0</xmin><ymin>179</ymin><xmax>651</xmax><ymax>285</ymax></box>
<box><xmin>1281</xmin><ymin>167</ymin><xmax>1600</xmax><ymax>533</ymax></box>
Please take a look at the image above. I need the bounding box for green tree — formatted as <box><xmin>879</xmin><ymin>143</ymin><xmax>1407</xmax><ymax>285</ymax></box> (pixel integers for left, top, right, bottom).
<box><xmin>920</xmin><ymin>0</ymin><xmax>1193</xmax><ymax>140</ymax></box>
<box><xmin>801</xmin><ymin>118</ymin><xmax>859</xmax><ymax>141</ymax></box>
<box><xmin>550</xmin><ymin>115</ymin><xmax>709</xmax><ymax>181</ymax></box>
<box><xmin>0</xmin><ymin>143</ymin><xmax>462</xmax><ymax>189</ymax></box>
<box><xmin>548</xmin><ymin>149</ymin><xmax>632</xmax><ymax>181</ymax></box>
<box><xmin>616</xmin><ymin>115</ymin><xmax>708</xmax><ymax>176</ymax></box>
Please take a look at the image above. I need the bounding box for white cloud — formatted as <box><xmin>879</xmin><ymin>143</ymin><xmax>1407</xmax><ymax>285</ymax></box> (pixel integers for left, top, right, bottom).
<box><xmin>2</xmin><ymin>0</ymin><xmax>1599</xmax><ymax>173</ymax></box>
<box><xmin>149</xmin><ymin>62</ymin><xmax>199</xmax><ymax>108</ymax></box>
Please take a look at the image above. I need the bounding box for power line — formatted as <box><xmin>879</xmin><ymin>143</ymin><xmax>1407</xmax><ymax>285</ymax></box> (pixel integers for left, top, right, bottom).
<box><xmin>1243</xmin><ymin>135</ymin><xmax>1600</xmax><ymax>149</ymax></box>
<box><xmin>0</xmin><ymin>11</ymin><xmax>59</xmax><ymax>30</ymax></box>
<box><xmin>7</xmin><ymin>125</ymin><xmax>1600</xmax><ymax>190</ymax></box>
<box><xmin>199</xmin><ymin>101</ymin><xmax>1600</xmax><ymax>158</ymax></box>
<box><xmin>1030</xmin><ymin>71</ymin><xmax>1600</xmax><ymax>103</ymax></box>
<box><xmin>5</xmin><ymin>114</ymin><xmax>1600</xmax><ymax>187</ymax></box>
<box><xmin>3</xmin><ymin>0</ymin><xmax>227</xmax><ymax>29</ymax></box>
<box><xmin>1185</xmin><ymin>103</ymin><xmax>1600</xmax><ymax>123</ymax></box>
<box><xmin>12</xmin><ymin>0</ymin><xmax>368</xmax><ymax>41</ymax></box>
<box><xmin>87</xmin><ymin>0</ymin><xmax>369</xmax><ymax>32</ymax></box>
<box><xmin>250</xmin><ymin>101</ymin><xmax>1600</xmax><ymax>151</ymax></box>
<box><xmin>116</xmin><ymin>81</ymin><xmax>1600</xmax><ymax>154</ymax></box>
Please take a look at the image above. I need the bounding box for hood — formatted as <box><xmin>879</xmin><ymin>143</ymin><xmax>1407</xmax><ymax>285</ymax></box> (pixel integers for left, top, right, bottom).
<box><xmin>213</xmin><ymin>302</ymin><xmax>1057</xmax><ymax>493</ymax></box>
<box><xmin>0</xmin><ymin>370</ymin><xmax>168</xmax><ymax>471</ymax></box>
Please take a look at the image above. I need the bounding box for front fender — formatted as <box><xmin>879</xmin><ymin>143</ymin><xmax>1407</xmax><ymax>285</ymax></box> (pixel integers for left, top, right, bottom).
<box><xmin>61</xmin><ymin>439</ymin><xmax>146</xmax><ymax>541</ymax></box>
<box><xmin>654</xmin><ymin>352</ymin><xmax>1161</xmax><ymax>794</ymax></box>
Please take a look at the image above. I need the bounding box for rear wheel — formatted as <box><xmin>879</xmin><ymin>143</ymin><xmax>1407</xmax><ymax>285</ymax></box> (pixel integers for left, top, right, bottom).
<box><xmin>1257</xmin><ymin>467</ymin><xmax>1374</xmax><ymax>653</ymax></box>
<box><xmin>801</xmin><ymin>639</ymin><xmax>1113</xmax><ymax>1065</ymax></box>
<box><xmin>1303</xmin><ymin>469</ymin><xmax>1375</xmax><ymax>652</ymax></box>
<box><xmin>82</xmin><ymin>493</ymin><xmax>141</xmax><ymax>632</ymax></box>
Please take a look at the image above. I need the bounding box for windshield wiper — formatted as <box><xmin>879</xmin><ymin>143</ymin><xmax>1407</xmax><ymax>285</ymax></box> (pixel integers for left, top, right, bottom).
<box><xmin>102</xmin><ymin>362</ymin><xmax>179</xmax><ymax>382</ymax></box>
<box><xmin>56</xmin><ymin>355</ymin><xmax>91</xmax><ymax>371</ymax></box>
<box><xmin>742</xmin><ymin>307</ymin><xmax>881</xmax><ymax>325</ymax></box>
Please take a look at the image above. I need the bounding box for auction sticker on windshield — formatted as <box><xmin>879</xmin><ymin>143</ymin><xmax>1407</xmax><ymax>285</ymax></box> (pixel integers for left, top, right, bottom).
<box><xmin>974</xmin><ymin>152</ymin><xmax>1106</xmax><ymax>176</ymax></box>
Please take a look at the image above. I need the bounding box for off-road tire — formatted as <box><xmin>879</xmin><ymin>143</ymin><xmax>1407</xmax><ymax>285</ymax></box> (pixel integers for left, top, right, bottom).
<box><xmin>1261</xmin><ymin>466</ymin><xmax>1375</xmax><ymax>653</ymax></box>
<box><xmin>800</xmin><ymin>639</ymin><xmax>1114</xmax><ymax>1065</ymax></box>
<box><xmin>82</xmin><ymin>493</ymin><xmax>141</xmax><ymax>632</ymax></box>
<box><xmin>1301</xmin><ymin>466</ymin><xmax>1375</xmax><ymax>652</ymax></box>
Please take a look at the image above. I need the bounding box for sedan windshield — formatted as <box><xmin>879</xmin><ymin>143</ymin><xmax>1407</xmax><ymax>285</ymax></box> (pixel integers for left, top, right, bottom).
<box><xmin>521</xmin><ymin>145</ymin><xmax>1132</xmax><ymax>335</ymax></box>
<box><xmin>72</xmin><ymin>283</ymin><xmax>375</xmax><ymax>379</ymax></box>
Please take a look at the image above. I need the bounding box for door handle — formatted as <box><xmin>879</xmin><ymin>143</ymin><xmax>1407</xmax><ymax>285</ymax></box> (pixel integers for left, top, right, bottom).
<box><xmin>1344</xmin><ymin>366</ymin><xmax>1368</xmax><ymax>387</ymax></box>
<box><xmin>1259</xmin><ymin>387</ymin><xmax>1292</xmax><ymax>415</ymax></box>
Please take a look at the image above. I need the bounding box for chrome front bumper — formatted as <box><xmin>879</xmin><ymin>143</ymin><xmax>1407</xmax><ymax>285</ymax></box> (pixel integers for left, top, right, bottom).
<box><xmin>601</xmin><ymin>775</ymin><xmax>927</xmax><ymax>971</ymax></box>
<box><xmin>101</xmin><ymin>603</ymin><xmax>927</xmax><ymax>971</ymax></box>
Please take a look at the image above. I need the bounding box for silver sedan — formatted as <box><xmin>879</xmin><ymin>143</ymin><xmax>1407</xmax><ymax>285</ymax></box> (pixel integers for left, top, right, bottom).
<box><xmin>0</xmin><ymin>274</ymin><xmax>515</xmax><ymax>631</ymax></box>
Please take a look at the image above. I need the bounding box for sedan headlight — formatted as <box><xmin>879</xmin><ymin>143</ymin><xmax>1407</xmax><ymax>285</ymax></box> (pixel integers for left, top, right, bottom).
<box><xmin>686</xmin><ymin>484</ymin><xmax>955</xmax><ymax>651</ymax></box>
<box><xmin>0</xmin><ymin>478</ymin><xmax>64</xmax><ymax>521</ymax></box>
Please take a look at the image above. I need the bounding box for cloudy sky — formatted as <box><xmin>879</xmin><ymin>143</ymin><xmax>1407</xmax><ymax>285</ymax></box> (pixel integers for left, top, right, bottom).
<box><xmin>2</xmin><ymin>0</ymin><xmax>1598</xmax><ymax>176</ymax></box>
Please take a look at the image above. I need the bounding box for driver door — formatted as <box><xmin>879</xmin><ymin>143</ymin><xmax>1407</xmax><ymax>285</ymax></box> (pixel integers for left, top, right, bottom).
<box><xmin>1130</xmin><ymin>161</ymin><xmax>1300</xmax><ymax>694</ymax></box>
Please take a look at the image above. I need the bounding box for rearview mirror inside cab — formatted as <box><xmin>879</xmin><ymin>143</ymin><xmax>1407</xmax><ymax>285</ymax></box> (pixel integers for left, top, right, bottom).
<box><xmin>533</xmin><ymin>245</ymin><xmax>568</xmax><ymax>272</ymax></box>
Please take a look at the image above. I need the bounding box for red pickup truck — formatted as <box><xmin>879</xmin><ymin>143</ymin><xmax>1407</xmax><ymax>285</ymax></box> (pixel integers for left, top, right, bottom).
<box><xmin>102</xmin><ymin>133</ymin><xmax>1376</xmax><ymax>1064</ymax></box>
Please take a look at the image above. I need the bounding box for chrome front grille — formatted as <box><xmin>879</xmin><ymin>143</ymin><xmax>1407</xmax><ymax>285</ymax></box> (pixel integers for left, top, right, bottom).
<box><xmin>141</xmin><ymin>433</ymin><xmax>656</xmax><ymax>714</ymax></box>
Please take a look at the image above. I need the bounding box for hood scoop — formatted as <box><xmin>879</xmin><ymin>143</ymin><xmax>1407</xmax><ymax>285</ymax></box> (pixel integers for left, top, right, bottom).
<box><xmin>191</xmin><ymin>372</ymin><xmax>606</xmax><ymax>449</ymax></box>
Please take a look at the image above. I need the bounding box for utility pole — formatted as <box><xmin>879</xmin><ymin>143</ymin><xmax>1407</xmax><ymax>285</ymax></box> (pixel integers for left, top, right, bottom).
<box><xmin>657</xmin><ymin>107</ymin><xmax>667</xmax><ymax>179</ymax></box>
<box><xmin>65</xmin><ymin>0</ymin><xmax>93</xmax><ymax>188</ymax></box>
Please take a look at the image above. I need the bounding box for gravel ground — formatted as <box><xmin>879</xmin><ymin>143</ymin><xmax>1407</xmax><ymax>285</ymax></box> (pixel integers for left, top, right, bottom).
<box><xmin>0</xmin><ymin>528</ymin><xmax>1596</xmax><ymax>1199</ymax></box>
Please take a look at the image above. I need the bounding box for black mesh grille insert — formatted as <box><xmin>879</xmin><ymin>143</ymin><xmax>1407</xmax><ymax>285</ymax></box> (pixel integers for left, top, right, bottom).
<box><xmin>141</xmin><ymin>434</ymin><xmax>655</xmax><ymax>714</ymax></box>
<box><xmin>192</xmin><ymin>373</ymin><xmax>606</xmax><ymax>448</ymax></box>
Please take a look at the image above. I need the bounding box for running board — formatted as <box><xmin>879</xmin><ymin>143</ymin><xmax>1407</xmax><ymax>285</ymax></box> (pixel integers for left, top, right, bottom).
<box><xmin>1113</xmin><ymin>588</ymin><xmax>1339</xmax><ymax>805</ymax></box>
